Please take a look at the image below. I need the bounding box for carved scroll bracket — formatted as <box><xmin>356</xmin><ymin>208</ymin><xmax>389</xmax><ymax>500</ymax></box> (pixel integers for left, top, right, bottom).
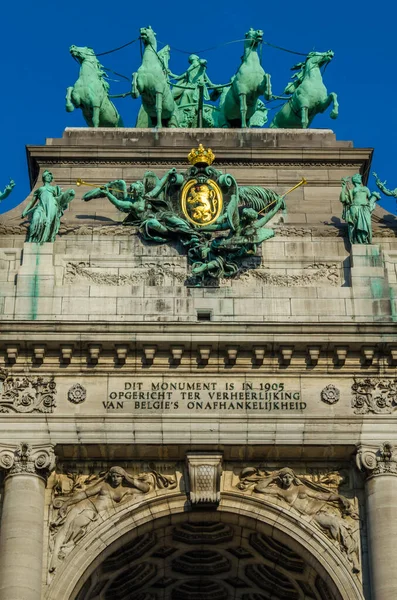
<box><xmin>356</xmin><ymin>442</ymin><xmax>397</xmax><ymax>479</ymax></box>
<box><xmin>186</xmin><ymin>452</ymin><xmax>223</xmax><ymax>507</ymax></box>
<box><xmin>0</xmin><ymin>442</ymin><xmax>56</xmax><ymax>480</ymax></box>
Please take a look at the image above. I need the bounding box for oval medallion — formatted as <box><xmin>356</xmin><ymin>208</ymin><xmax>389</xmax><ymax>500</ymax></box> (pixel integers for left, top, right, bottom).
<box><xmin>181</xmin><ymin>179</ymin><xmax>223</xmax><ymax>227</ymax></box>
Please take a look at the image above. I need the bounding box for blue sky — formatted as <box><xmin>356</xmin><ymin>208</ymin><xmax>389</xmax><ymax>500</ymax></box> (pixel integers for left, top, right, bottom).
<box><xmin>0</xmin><ymin>0</ymin><xmax>396</xmax><ymax>215</ymax></box>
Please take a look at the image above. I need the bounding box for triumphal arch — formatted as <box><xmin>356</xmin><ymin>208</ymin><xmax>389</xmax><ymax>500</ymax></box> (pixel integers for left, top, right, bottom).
<box><xmin>1</xmin><ymin>27</ymin><xmax>397</xmax><ymax>596</ymax></box>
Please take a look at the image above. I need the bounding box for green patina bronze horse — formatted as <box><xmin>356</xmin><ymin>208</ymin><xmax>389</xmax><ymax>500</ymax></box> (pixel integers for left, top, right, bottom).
<box><xmin>66</xmin><ymin>45</ymin><xmax>124</xmax><ymax>128</ymax></box>
<box><xmin>270</xmin><ymin>50</ymin><xmax>338</xmax><ymax>129</ymax></box>
<box><xmin>132</xmin><ymin>26</ymin><xmax>179</xmax><ymax>128</ymax></box>
<box><xmin>219</xmin><ymin>28</ymin><xmax>272</xmax><ymax>128</ymax></box>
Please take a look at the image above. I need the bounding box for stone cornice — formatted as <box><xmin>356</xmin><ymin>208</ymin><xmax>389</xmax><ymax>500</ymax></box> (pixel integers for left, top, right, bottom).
<box><xmin>1</xmin><ymin>321</ymin><xmax>396</xmax><ymax>336</ymax></box>
<box><xmin>1</xmin><ymin>322</ymin><xmax>396</xmax><ymax>371</ymax></box>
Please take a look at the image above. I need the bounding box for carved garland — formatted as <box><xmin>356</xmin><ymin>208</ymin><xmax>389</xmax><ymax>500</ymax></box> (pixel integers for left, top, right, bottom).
<box><xmin>351</xmin><ymin>378</ymin><xmax>397</xmax><ymax>414</ymax></box>
<box><xmin>0</xmin><ymin>376</ymin><xmax>57</xmax><ymax>413</ymax></box>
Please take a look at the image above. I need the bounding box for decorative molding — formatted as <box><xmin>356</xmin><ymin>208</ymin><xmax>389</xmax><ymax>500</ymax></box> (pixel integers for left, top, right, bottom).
<box><xmin>33</xmin><ymin>158</ymin><xmax>366</xmax><ymax>168</ymax></box>
<box><xmin>33</xmin><ymin>344</ymin><xmax>46</xmax><ymax>363</ymax></box>
<box><xmin>226</xmin><ymin>346</ymin><xmax>238</xmax><ymax>365</ymax></box>
<box><xmin>60</xmin><ymin>344</ymin><xmax>74</xmax><ymax>363</ymax></box>
<box><xmin>361</xmin><ymin>346</ymin><xmax>375</xmax><ymax>366</ymax></box>
<box><xmin>186</xmin><ymin>452</ymin><xmax>223</xmax><ymax>506</ymax></box>
<box><xmin>356</xmin><ymin>442</ymin><xmax>397</xmax><ymax>478</ymax></box>
<box><xmin>0</xmin><ymin>375</ymin><xmax>56</xmax><ymax>413</ymax></box>
<box><xmin>115</xmin><ymin>344</ymin><xmax>129</xmax><ymax>363</ymax></box>
<box><xmin>143</xmin><ymin>345</ymin><xmax>157</xmax><ymax>364</ymax></box>
<box><xmin>308</xmin><ymin>346</ymin><xmax>321</xmax><ymax>366</ymax></box>
<box><xmin>198</xmin><ymin>346</ymin><xmax>211</xmax><ymax>364</ymax></box>
<box><xmin>5</xmin><ymin>345</ymin><xmax>19</xmax><ymax>363</ymax></box>
<box><xmin>279</xmin><ymin>346</ymin><xmax>294</xmax><ymax>365</ymax></box>
<box><xmin>0</xmin><ymin>223</ymin><xmax>396</xmax><ymax>239</ymax></box>
<box><xmin>171</xmin><ymin>345</ymin><xmax>184</xmax><ymax>364</ymax></box>
<box><xmin>67</xmin><ymin>383</ymin><xmax>86</xmax><ymax>405</ymax></box>
<box><xmin>351</xmin><ymin>378</ymin><xmax>397</xmax><ymax>414</ymax></box>
<box><xmin>334</xmin><ymin>346</ymin><xmax>348</xmax><ymax>366</ymax></box>
<box><xmin>88</xmin><ymin>344</ymin><xmax>101</xmax><ymax>364</ymax></box>
<box><xmin>388</xmin><ymin>345</ymin><xmax>397</xmax><ymax>366</ymax></box>
<box><xmin>0</xmin><ymin>367</ymin><xmax>7</xmax><ymax>382</ymax></box>
<box><xmin>0</xmin><ymin>442</ymin><xmax>55</xmax><ymax>479</ymax></box>
<box><xmin>321</xmin><ymin>384</ymin><xmax>340</xmax><ymax>405</ymax></box>
<box><xmin>253</xmin><ymin>346</ymin><xmax>266</xmax><ymax>365</ymax></box>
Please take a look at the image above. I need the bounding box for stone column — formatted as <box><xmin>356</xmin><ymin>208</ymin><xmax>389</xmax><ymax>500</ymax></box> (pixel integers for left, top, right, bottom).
<box><xmin>356</xmin><ymin>442</ymin><xmax>397</xmax><ymax>600</ymax></box>
<box><xmin>0</xmin><ymin>442</ymin><xmax>55</xmax><ymax>600</ymax></box>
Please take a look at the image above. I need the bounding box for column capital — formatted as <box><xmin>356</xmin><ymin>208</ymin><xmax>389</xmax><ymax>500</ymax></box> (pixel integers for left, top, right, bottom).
<box><xmin>356</xmin><ymin>442</ymin><xmax>397</xmax><ymax>478</ymax></box>
<box><xmin>0</xmin><ymin>442</ymin><xmax>56</xmax><ymax>480</ymax></box>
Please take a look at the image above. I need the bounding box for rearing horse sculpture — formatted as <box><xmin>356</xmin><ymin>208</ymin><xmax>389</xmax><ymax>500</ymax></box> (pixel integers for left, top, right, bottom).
<box><xmin>270</xmin><ymin>50</ymin><xmax>338</xmax><ymax>128</ymax></box>
<box><xmin>220</xmin><ymin>28</ymin><xmax>272</xmax><ymax>128</ymax></box>
<box><xmin>132</xmin><ymin>26</ymin><xmax>179</xmax><ymax>128</ymax></box>
<box><xmin>66</xmin><ymin>45</ymin><xmax>124</xmax><ymax>127</ymax></box>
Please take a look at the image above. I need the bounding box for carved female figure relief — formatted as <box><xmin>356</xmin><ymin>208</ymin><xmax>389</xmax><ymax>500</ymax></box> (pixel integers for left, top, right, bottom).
<box><xmin>238</xmin><ymin>467</ymin><xmax>360</xmax><ymax>572</ymax></box>
<box><xmin>49</xmin><ymin>466</ymin><xmax>176</xmax><ymax>573</ymax></box>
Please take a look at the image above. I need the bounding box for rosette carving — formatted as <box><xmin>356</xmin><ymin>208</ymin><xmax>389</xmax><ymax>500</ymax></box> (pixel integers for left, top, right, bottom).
<box><xmin>67</xmin><ymin>383</ymin><xmax>86</xmax><ymax>404</ymax></box>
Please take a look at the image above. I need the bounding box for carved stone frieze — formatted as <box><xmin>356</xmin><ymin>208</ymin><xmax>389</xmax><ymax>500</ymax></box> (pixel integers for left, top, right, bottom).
<box><xmin>237</xmin><ymin>262</ymin><xmax>340</xmax><ymax>287</ymax></box>
<box><xmin>0</xmin><ymin>375</ymin><xmax>56</xmax><ymax>413</ymax></box>
<box><xmin>34</xmin><ymin>158</ymin><xmax>364</xmax><ymax>167</ymax></box>
<box><xmin>0</xmin><ymin>367</ymin><xmax>7</xmax><ymax>382</ymax></box>
<box><xmin>356</xmin><ymin>442</ymin><xmax>397</xmax><ymax>478</ymax></box>
<box><xmin>67</xmin><ymin>383</ymin><xmax>86</xmax><ymax>404</ymax></box>
<box><xmin>64</xmin><ymin>260</ymin><xmax>340</xmax><ymax>288</ymax></box>
<box><xmin>49</xmin><ymin>465</ymin><xmax>177</xmax><ymax>573</ymax></box>
<box><xmin>0</xmin><ymin>221</ymin><xmax>395</xmax><ymax>238</ymax></box>
<box><xmin>0</xmin><ymin>442</ymin><xmax>55</xmax><ymax>478</ymax></box>
<box><xmin>237</xmin><ymin>466</ymin><xmax>359</xmax><ymax>572</ymax></box>
<box><xmin>186</xmin><ymin>453</ymin><xmax>223</xmax><ymax>506</ymax></box>
<box><xmin>351</xmin><ymin>378</ymin><xmax>397</xmax><ymax>414</ymax></box>
<box><xmin>64</xmin><ymin>261</ymin><xmax>186</xmax><ymax>285</ymax></box>
<box><xmin>321</xmin><ymin>384</ymin><xmax>340</xmax><ymax>405</ymax></box>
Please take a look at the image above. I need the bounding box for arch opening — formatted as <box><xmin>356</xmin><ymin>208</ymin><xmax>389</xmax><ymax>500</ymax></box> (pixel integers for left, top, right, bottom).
<box><xmin>74</xmin><ymin>512</ymin><xmax>345</xmax><ymax>600</ymax></box>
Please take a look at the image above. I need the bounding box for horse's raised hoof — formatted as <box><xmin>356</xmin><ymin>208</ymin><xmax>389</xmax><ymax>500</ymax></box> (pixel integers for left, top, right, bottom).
<box><xmin>330</xmin><ymin>110</ymin><xmax>338</xmax><ymax>119</ymax></box>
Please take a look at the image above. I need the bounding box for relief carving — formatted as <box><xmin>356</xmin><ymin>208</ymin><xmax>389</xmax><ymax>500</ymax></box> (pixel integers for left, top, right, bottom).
<box><xmin>64</xmin><ymin>261</ymin><xmax>186</xmax><ymax>286</ymax></box>
<box><xmin>351</xmin><ymin>378</ymin><xmax>397</xmax><ymax>414</ymax></box>
<box><xmin>356</xmin><ymin>442</ymin><xmax>397</xmax><ymax>477</ymax></box>
<box><xmin>186</xmin><ymin>453</ymin><xmax>223</xmax><ymax>506</ymax></box>
<box><xmin>237</xmin><ymin>466</ymin><xmax>359</xmax><ymax>572</ymax></box>
<box><xmin>0</xmin><ymin>442</ymin><xmax>55</xmax><ymax>478</ymax></box>
<box><xmin>0</xmin><ymin>375</ymin><xmax>56</xmax><ymax>413</ymax></box>
<box><xmin>321</xmin><ymin>384</ymin><xmax>340</xmax><ymax>405</ymax></box>
<box><xmin>49</xmin><ymin>465</ymin><xmax>176</xmax><ymax>573</ymax></box>
<box><xmin>239</xmin><ymin>262</ymin><xmax>340</xmax><ymax>287</ymax></box>
<box><xmin>67</xmin><ymin>383</ymin><xmax>86</xmax><ymax>404</ymax></box>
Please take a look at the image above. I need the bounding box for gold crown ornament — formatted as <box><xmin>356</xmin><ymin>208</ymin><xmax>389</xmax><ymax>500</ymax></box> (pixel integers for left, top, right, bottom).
<box><xmin>187</xmin><ymin>144</ymin><xmax>215</xmax><ymax>166</ymax></box>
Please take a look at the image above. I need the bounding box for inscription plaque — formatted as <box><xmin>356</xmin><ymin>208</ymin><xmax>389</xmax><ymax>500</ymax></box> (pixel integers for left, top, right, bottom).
<box><xmin>105</xmin><ymin>378</ymin><xmax>305</xmax><ymax>413</ymax></box>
